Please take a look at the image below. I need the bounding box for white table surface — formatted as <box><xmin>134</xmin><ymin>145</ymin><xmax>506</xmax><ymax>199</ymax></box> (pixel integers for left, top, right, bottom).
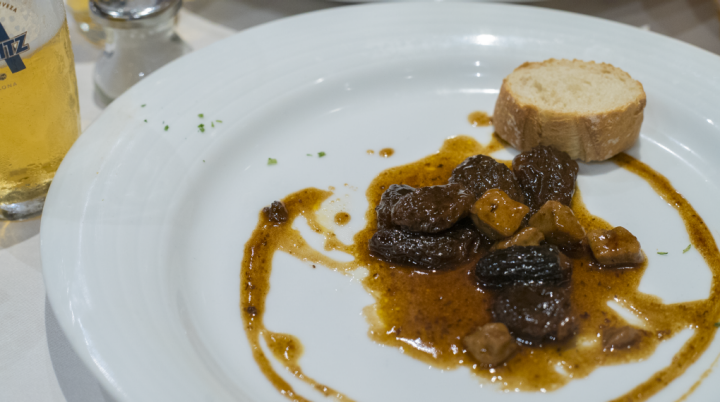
<box><xmin>1</xmin><ymin>1</ymin><xmax>718</xmax><ymax>401</ymax></box>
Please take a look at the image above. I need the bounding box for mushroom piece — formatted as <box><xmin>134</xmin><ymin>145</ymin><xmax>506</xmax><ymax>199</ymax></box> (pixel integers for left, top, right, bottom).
<box><xmin>449</xmin><ymin>154</ymin><xmax>525</xmax><ymax>203</ymax></box>
<box><xmin>463</xmin><ymin>322</ymin><xmax>519</xmax><ymax>367</ymax></box>
<box><xmin>391</xmin><ymin>183</ymin><xmax>475</xmax><ymax>233</ymax></box>
<box><xmin>493</xmin><ymin>284</ymin><xmax>577</xmax><ymax>344</ymax></box>
<box><xmin>476</xmin><ymin>245</ymin><xmax>571</xmax><ymax>289</ymax></box>
<box><xmin>512</xmin><ymin>145</ymin><xmax>578</xmax><ymax>212</ymax></box>
<box><xmin>375</xmin><ymin>184</ymin><xmax>415</xmax><ymax>229</ymax></box>
<box><xmin>470</xmin><ymin>189</ymin><xmax>530</xmax><ymax>241</ymax></box>
<box><xmin>528</xmin><ymin>200</ymin><xmax>585</xmax><ymax>248</ymax></box>
<box><xmin>263</xmin><ymin>201</ymin><xmax>289</xmax><ymax>223</ymax></box>
<box><xmin>587</xmin><ymin>226</ymin><xmax>644</xmax><ymax>266</ymax></box>
<box><xmin>369</xmin><ymin>225</ymin><xmax>481</xmax><ymax>269</ymax></box>
<box><xmin>492</xmin><ymin>227</ymin><xmax>545</xmax><ymax>250</ymax></box>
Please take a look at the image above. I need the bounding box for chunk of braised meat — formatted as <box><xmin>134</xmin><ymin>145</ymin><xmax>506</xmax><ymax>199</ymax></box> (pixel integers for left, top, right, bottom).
<box><xmin>470</xmin><ymin>189</ymin><xmax>530</xmax><ymax>240</ymax></box>
<box><xmin>587</xmin><ymin>227</ymin><xmax>644</xmax><ymax>266</ymax></box>
<box><xmin>528</xmin><ymin>200</ymin><xmax>585</xmax><ymax>248</ymax></box>
<box><xmin>391</xmin><ymin>183</ymin><xmax>475</xmax><ymax>233</ymax></box>
<box><xmin>493</xmin><ymin>284</ymin><xmax>576</xmax><ymax>345</ymax></box>
<box><xmin>463</xmin><ymin>323</ymin><xmax>519</xmax><ymax>367</ymax></box>
<box><xmin>449</xmin><ymin>154</ymin><xmax>524</xmax><ymax>203</ymax></box>
<box><xmin>475</xmin><ymin>245</ymin><xmax>571</xmax><ymax>288</ymax></box>
<box><xmin>369</xmin><ymin>225</ymin><xmax>480</xmax><ymax>269</ymax></box>
<box><xmin>375</xmin><ymin>184</ymin><xmax>415</xmax><ymax>229</ymax></box>
<box><xmin>603</xmin><ymin>326</ymin><xmax>644</xmax><ymax>351</ymax></box>
<box><xmin>263</xmin><ymin>201</ymin><xmax>289</xmax><ymax>223</ymax></box>
<box><xmin>491</xmin><ymin>227</ymin><xmax>545</xmax><ymax>251</ymax></box>
<box><xmin>513</xmin><ymin>146</ymin><xmax>579</xmax><ymax>212</ymax></box>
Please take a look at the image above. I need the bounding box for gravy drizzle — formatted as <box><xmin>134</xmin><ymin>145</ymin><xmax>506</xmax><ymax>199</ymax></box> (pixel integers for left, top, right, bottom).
<box><xmin>379</xmin><ymin>148</ymin><xmax>394</xmax><ymax>158</ymax></box>
<box><xmin>468</xmin><ymin>111</ymin><xmax>493</xmax><ymax>127</ymax></box>
<box><xmin>240</xmin><ymin>135</ymin><xmax>720</xmax><ymax>401</ymax></box>
<box><xmin>334</xmin><ymin>212</ymin><xmax>351</xmax><ymax>226</ymax></box>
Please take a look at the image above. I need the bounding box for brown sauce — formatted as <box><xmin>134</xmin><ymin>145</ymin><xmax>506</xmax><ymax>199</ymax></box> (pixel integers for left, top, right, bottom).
<box><xmin>379</xmin><ymin>148</ymin><xmax>394</xmax><ymax>158</ymax></box>
<box><xmin>240</xmin><ymin>135</ymin><xmax>720</xmax><ymax>401</ymax></box>
<box><xmin>366</xmin><ymin>150</ymin><xmax>375</xmax><ymax>155</ymax></box>
<box><xmin>468</xmin><ymin>111</ymin><xmax>492</xmax><ymax>127</ymax></box>
<box><xmin>334</xmin><ymin>212</ymin><xmax>351</xmax><ymax>226</ymax></box>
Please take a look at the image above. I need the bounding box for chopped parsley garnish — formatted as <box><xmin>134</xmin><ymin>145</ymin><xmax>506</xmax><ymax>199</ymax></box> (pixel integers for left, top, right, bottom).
<box><xmin>198</xmin><ymin>113</ymin><xmax>204</xmax><ymax>118</ymax></box>
<box><xmin>164</xmin><ymin>125</ymin><xmax>169</xmax><ymax>131</ymax></box>
<box><xmin>268</xmin><ymin>158</ymin><xmax>278</xmax><ymax>165</ymax></box>
<box><xmin>198</xmin><ymin>124</ymin><xmax>205</xmax><ymax>133</ymax></box>
<box><xmin>715</xmin><ymin>323</ymin><xmax>720</xmax><ymax>328</ymax></box>
<box><xmin>211</xmin><ymin>122</ymin><xmax>215</xmax><ymax>128</ymax></box>
<box><xmin>307</xmin><ymin>153</ymin><xmax>312</xmax><ymax>156</ymax></box>
<box><xmin>215</xmin><ymin>120</ymin><xmax>222</xmax><ymax>123</ymax></box>
<box><xmin>657</xmin><ymin>251</ymin><xmax>668</xmax><ymax>255</ymax></box>
<box><xmin>318</xmin><ymin>151</ymin><xmax>326</xmax><ymax>157</ymax></box>
<box><xmin>141</xmin><ymin>104</ymin><xmax>146</xmax><ymax>107</ymax></box>
<box><xmin>683</xmin><ymin>244</ymin><xmax>692</xmax><ymax>253</ymax></box>
<box><xmin>143</xmin><ymin>119</ymin><xmax>147</xmax><ymax>123</ymax></box>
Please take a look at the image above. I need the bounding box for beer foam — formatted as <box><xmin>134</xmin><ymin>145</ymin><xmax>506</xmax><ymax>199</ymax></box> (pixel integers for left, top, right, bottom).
<box><xmin>0</xmin><ymin>0</ymin><xmax>66</xmax><ymax>66</ymax></box>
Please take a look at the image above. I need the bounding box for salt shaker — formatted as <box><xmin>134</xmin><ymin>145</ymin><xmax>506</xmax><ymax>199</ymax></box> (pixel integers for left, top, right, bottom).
<box><xmin>90</xmin><ymin>0</ymin><xmax>190</xmax><ymax>105</ymax></box>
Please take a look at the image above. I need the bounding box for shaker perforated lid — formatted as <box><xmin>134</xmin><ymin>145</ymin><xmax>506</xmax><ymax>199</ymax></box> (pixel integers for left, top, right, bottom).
<box><xmin>90</xmin><ymin>0</ymin><xmax>181</xmax><ymax>28</ymax></box>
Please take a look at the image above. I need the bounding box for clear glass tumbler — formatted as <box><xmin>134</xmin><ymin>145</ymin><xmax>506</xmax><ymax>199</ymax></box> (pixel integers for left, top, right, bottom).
<box><xmin>0</xmin><ymin>0</ymin><xmax>81</xmax><ymax>220</ymax></box>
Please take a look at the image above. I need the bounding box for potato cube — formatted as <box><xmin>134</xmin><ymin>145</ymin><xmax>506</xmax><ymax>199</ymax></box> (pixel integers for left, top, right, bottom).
<box><xmin>463</xmin><ymin>323</ymin><xmax>519</xmax><ymax>367</ymax></box>
<box><xmin>528</xmin><ymin>200</ymin><xmax>585</xmax><ymax>247</ymax></box>
<box><xmin>470</xmin><ymin>189</ymin><xmax>530</xmax><ymax>240</ymax></box>
<box><xmin>491</xmin><ymin>227</ymin><xmax>545</xmax><ymax>250</ymax></box>
<box><xmin>587</xmin><ymin>226</ymin><xmax>644</xmax><ymax>266</ymax></box>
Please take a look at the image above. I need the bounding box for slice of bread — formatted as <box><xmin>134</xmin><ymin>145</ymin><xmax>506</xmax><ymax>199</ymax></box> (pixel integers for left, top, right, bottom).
<box><xmin>493</xmin><ymin>59</ymin><xmax>646</xmax><ymax>162</ymax></box>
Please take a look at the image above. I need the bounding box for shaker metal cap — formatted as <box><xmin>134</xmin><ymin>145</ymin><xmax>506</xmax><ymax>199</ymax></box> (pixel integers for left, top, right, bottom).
<box><xmin>90</xmin><ymin>0</ymin><xmax>182</xmax><ymax>29</ymax></box>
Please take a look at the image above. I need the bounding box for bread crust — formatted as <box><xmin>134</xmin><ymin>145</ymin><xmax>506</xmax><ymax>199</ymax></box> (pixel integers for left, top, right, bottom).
<box><xmin>493</xmin><ymin>60</ymin><xmax>646</xmax><ymax>162</ymax></box>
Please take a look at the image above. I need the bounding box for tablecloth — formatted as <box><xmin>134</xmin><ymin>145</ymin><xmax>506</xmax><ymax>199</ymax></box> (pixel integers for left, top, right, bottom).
<box><xmin>1</xmin><ymin>1</ymin><xmax>718</xmax><ymax>401</ymax></box>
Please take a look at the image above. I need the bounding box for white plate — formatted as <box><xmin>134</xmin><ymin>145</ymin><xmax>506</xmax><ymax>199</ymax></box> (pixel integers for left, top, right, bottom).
<box><xmin>42</xmin><ymin>3</ymin><xmax>720</xmax><ymax>402</ymax></box>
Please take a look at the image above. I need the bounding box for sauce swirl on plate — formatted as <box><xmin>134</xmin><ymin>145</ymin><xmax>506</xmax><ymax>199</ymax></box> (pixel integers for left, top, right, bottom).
<box><xmin>241</xmin><ymin>130</ymin><xmax>720</xmax><ymax>402</ymax></box>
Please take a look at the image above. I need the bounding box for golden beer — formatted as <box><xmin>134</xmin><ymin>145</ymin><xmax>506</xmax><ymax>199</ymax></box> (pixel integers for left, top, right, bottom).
<box><xmin>0</xmin><ymin>20</ymin><xmax>80</xmax><ymax>219</ymax></box>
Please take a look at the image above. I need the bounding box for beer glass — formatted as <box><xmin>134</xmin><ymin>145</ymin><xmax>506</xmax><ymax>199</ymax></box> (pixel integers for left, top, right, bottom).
<box><xmin>0</xmin><ymin>0</ymin><xmax>80</xmax><ymax>220</ymax></box>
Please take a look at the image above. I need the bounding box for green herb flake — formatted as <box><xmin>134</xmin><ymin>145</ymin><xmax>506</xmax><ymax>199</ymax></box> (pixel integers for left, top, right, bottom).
<box><xmin>307</xmin><ymin>153</ymin><xmax>312</xmax><ymax>156</ymax></box>
<box><xmin>318</xmin><ymin>151</ymin><xmax>326</xmax><ymax>157</ymax></box>
<box><xmin>141</xmin><ymin>104</ymin><xmax>146</xmax><ymax>108</ymax></box>
<box><xmin>211</xmin><ymin>122</ymin><xmax>215</xmax><ymax>128</ymax></box>
<box><xmin>657</xmin><ymin>251</ymin><xmax>668</xmax><ymax>255</ymax></box>
<box><xmin>164</xmin><ymin>125</ymin><xmax>169</xmax><ymax>131</ymax></box>
<box><xmin>715</xmin><ymin>323</ymin><xmax>720</xmax><ymax>328</ymax></box>
<box><xmin>144</xmin><ymin>119</ymin><xmax>147</xmax><ymax>123</ymax></box>
<box><xmin>683</xmin><ymin>244</ymin><xmax>692</xmax><ymax>253</ymax></box>
<box><xmin>203</xmin><ymin>160</ymin><xmax>205</xmax><ymax>163</ymax></box>
<box><xmin>268</xmin><ymin>158</ymin><xmax>278</xmax><ymax>165</ymax></box>
<box><xmin>198</xmin><ymin>124</ymin><xmax>205</xmax><ymax>133</ymax></box>
<box><xmin>215</xmin><ymin>120</ymin><xmax>223</xmax><ymax>123</ymax></box>
<box><xmin>198</xmin><ymin>113</ymin><xmax>204</xmax><ymax>118</ymax></box>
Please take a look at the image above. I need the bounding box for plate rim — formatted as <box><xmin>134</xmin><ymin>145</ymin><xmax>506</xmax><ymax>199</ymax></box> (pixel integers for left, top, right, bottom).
<box><xmin>41</xmin><ymin>3</ymin><xmax>720</xmax><ymax>401</ymax></box>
